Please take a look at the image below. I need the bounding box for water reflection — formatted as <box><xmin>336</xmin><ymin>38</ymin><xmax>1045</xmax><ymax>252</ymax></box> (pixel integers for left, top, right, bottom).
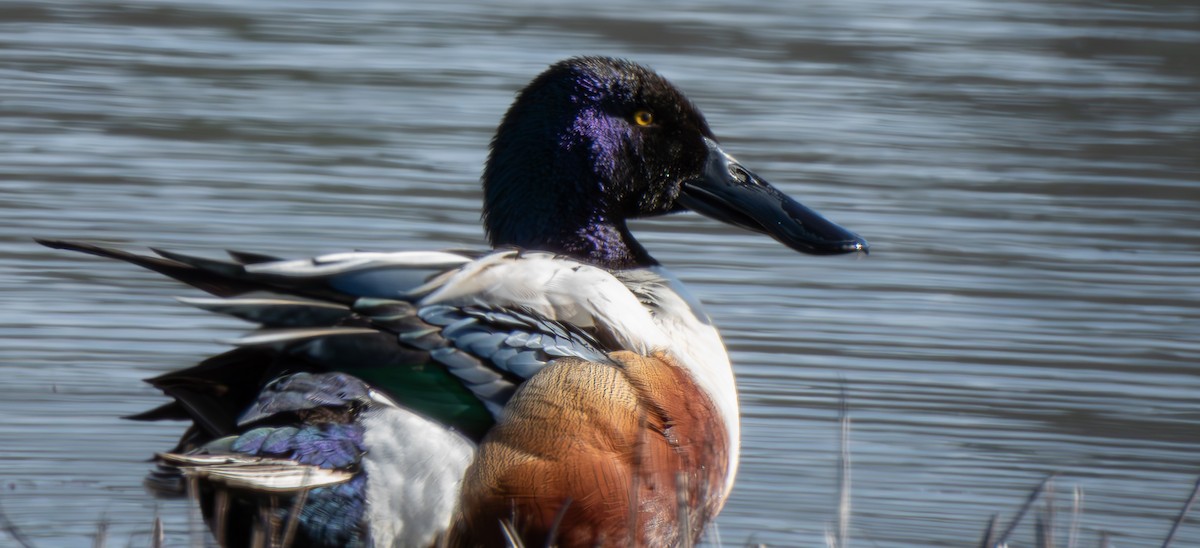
<box><xmin>2</xmin><ymin>0</ymin><xmax>1198</xmax><ymax>546</ymax></box>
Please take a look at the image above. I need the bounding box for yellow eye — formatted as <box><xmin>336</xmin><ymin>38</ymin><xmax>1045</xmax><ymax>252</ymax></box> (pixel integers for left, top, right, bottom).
<box><xmin>633</xmin><ymin>110</ymin><xmax>654</xmax><ymax>127</ymax></box>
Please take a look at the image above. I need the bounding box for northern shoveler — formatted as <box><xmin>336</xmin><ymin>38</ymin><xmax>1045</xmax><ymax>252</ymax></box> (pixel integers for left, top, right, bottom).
<box><xmin>39</xmin><ymin>56</ymin><xmax>867</xmax><ymax>547</ymax></box>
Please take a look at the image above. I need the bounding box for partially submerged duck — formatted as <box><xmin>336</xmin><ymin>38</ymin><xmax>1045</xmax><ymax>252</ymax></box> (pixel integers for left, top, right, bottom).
<box><xmin>40</xmin><ymin>56</ymin><xmax>866</xmax><ymax>547</ymax></box>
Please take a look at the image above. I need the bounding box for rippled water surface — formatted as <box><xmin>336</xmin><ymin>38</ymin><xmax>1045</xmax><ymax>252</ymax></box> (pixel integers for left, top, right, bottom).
<box><xmin>3</xmin><ymin>1</ymin><xmax>1199</xmax><ymax>546</ymax></box>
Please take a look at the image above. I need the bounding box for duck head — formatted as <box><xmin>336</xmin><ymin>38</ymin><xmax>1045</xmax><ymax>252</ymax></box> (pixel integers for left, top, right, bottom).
<box><xmin>483</xmin><ymin>57</ymin><xmax>868</xmax><ymax>269</ymax></box>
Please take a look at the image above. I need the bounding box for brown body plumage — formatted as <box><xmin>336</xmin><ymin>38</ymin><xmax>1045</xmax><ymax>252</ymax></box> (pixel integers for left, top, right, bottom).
<box><xmin>452</xmin><ymin>351</ymin><xmax>729</xmax><ymax>547</ymax></box>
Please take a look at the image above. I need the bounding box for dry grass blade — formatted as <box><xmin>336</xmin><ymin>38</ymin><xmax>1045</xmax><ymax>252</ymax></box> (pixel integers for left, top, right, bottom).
<box><xmin>1067</xmin><ymin>486</ymin><xmax>1082</xmax><ymax>548</ymax></box>
<box><xmin>1161</xmin><ymin>475</ymin><xmax>1200</xmax><ymax>548</ymax></box>
<box><xmin>214</xmin><ymin>487</ymin><xmax>230</xmax><ymax>545</ymax></box>
<box><xmin>978</xmin><ymin>514</ymin><xmax>999</xmax><ymax>548</ymax></box>
<box><xmin>628</xmin><ymin>410</ymin><xmax>648</xmax><ymax>547</ymax></box>
<box><xmin>1041</xmin><ymin>478</ymin><xmax>1056</xmax><ymax>548</ymax></box>
<box><xmin>92</xmin><ymin>515</ymin><xmax>108</xmax><ymax>548</ymax></box>
<box><xmin>835</xmin><ymin>383</ymin><xmax>852</xmax><ymax>548</ymax></box>
<box><xmin>187</xmin><ymin>475</ymin><xmax>205</xmax><ymax>548</ymax></box>
<box><xmin>268</xmin><ymin>495</ymin><xmax>287</xmax><ymax>548</ymax></box>
<box><xmin>498</xmin><ymin>518</ymin><xmax>524</xmax><ymax>548</ymax></box>
<box><xmin>0</xmin><ymin>496</ymin><xmax>36</xmax><ymax>548</ymax></box>
<box><xmin>545</xmin><ymin>497</ymin><xmax>573</xmax><ymax>548</ymax></box>
<box><xmin>993</xmin><ymin>473</ymin><xmax>1059</xmax><ymax>547</ymax></box>
<box><xmin>676</xmin><ymin>471</ymin><xmax>693</xmax><ymax>548</ymax></box>
<box><xmin>706</xmin><ymin>522</ymin><xmax>722</xmax><ymax>547</ymax></box>
<box><xmin>280</xmin><ymin>485</ymin><xmax>313</xmax><ymax>548</ymax></box>
<box><xmin>151</xmin><ymin>515</ymin><xmax>165</xmax><ymax>548</ymax></box>
<box><xmin>251</xmin><ymin>502</ymin><xmax>273</xmax><ymax>548</ymax></box>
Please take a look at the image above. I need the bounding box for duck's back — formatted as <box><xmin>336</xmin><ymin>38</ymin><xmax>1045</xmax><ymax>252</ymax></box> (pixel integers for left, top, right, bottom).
<box><xmin>39</xmin><ymin>239</ymin><xmax>736</xmax><ymax>546</ymax></box>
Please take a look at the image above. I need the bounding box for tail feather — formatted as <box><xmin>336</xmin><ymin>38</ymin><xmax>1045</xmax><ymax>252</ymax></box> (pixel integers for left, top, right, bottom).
<box><xmin>37</xmin><ymin>238</ymin><xmax>542</xmax><ymax>450</ymax></box>
<box><xmin>142</xmin><ymin>346</ymin><xmax>284</xmax><ymax>443</ymax></box>
<box><xmin>176</xmin><ymin>297</ymin><xmax>353</xmax><ymax>328</ymax></box>
<box><xmin>145</xmin><ymin>245</ymin><xmax>355</xmax><ymax>304</ymax></box>
<box><xmin>36</xmin><ymin>238</ymin><xmax>261</xmax><ymax>297</ymax></box>
<box><xmin>125</xmin><ymin>401</ymin><xmax>190</xmax><ymax>422</ymax></box>
<box><xmin>225</xmin><ymin>249</ymin><xmax>284</xmax><ymax>265</ymax></box>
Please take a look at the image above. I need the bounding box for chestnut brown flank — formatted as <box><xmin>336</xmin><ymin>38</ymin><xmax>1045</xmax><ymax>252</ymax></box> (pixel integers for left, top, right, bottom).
<box><xmin>449</xmin><ymin>351</ymin><xmax>729</xmax><ymax>547</ymax></box>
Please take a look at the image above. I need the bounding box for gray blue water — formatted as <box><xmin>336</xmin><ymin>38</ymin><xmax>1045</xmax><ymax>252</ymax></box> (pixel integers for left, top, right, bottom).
<box><xmin>2</xmin><ymin>0</ymin><xmax>1198</xmax><ymax>546</ymax></box>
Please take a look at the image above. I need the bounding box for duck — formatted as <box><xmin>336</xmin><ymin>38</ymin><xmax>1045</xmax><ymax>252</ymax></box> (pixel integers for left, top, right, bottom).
<box><xmin>38</xmin><ymin>56</ymin><xmax>867</xmax><ymax>547</ymax></box>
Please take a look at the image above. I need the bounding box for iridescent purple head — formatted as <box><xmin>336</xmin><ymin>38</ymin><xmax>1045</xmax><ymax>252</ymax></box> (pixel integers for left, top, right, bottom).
<box><xmin>483</xmin><ymin>57</ymin><xmax>867</xmax><ymax>269</ymax></box>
